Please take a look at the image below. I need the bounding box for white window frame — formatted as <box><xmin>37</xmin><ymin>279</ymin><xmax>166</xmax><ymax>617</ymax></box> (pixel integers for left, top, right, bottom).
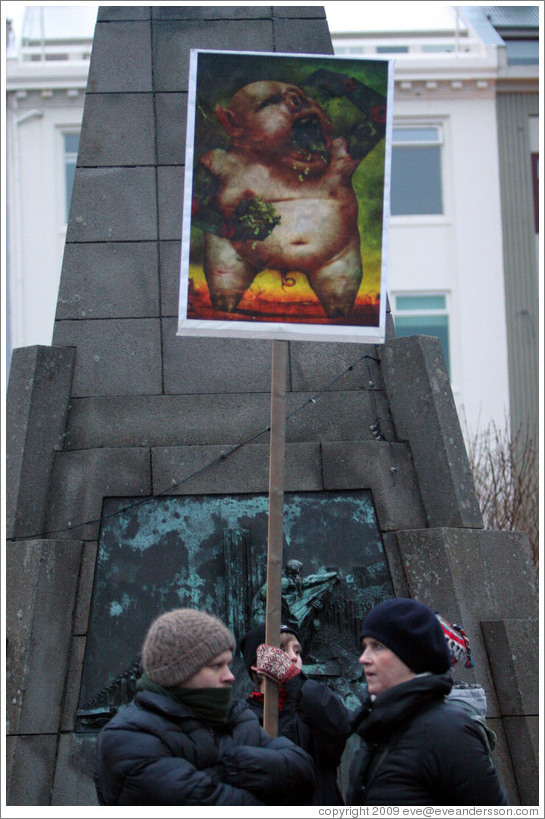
<box><xmin>389</xmin><ymin>119</ymin><xmax>451</xmax><ymax>225</ymax></box>
<box><xmin>391</xmin><ymin>291</ymin><xmax>453</xmax><ymax>377</ymax></box>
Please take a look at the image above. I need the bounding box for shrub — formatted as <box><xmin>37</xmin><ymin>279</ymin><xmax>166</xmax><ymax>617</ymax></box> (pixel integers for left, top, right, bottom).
<box><xmin>465</xmin><ymin>420</ymin><xmax>539</xmax><ymax>567</ymax></box>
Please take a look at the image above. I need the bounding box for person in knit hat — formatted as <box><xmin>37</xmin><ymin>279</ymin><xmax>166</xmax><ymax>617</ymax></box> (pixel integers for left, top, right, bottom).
<box><xmin>238</xmin><ymin>622</ymin><xmax>352</xmax><ymax>806</ymax></box>
<box><xmin>436</xmin><ymin>612</ymin><xmax>474</xmax><ymax>669</ymax></box>
<box><xmin>437</xmin><ymin>612</ymin><xmax>498</xmax><ymax>757</ymax></box>
<box><xmin>94</xmin><ymin>608</ymin><xmax>315</xmax><ymax>806</ymax></box>
<box><xmin>346</xmin><ymin>597</ymin><xmax>508</xmax><ymax>807</ymax></box>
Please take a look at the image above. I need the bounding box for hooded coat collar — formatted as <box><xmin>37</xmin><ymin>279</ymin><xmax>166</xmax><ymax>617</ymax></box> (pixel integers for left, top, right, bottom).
<box><xmin>356</xmin><ymin>673</ymin><xmax>453</xmax><ymax>743</ymax></box>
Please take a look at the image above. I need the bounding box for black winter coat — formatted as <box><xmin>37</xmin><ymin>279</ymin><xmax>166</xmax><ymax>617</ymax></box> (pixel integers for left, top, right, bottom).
<box><xmin>247</xmin><ymin>671</ymin><xmax>352</xmax><ymax>805</ymax></box>
<box><xmin>95</xmin><ymin>691</ymin><xmax>315</xmax><ymax>806</ymax></box>
<box><xmin>347</xmin><ymin>674</ymin><xmax>508</xmax><ymax>806</ymax></box>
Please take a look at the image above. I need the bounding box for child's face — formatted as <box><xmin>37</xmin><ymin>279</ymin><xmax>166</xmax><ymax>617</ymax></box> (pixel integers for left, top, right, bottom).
<box><xmin>281</xmin><ymin>633</ymin><xmax>303</xmax><ymax>672</ymax></box>
<box><xmin>224</xmin><ymin>81</ymin><xmax>332</xmax><ymax>170</ymax></box>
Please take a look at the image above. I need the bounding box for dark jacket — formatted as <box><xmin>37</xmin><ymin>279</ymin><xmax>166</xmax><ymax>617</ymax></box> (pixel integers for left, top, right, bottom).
<box><xmin>247</xmin><ymin>671</ymin><xmax>352</xmax><ymax>805</ymax></box>
<box><xmin>95</xmin><ymin>691</ymin><xmax>315</xmax><ymax>806</ymax></box>
<box><xmin>347</xmin><ymin>674</ymin><xmax>509</xmax><ymax>806</ymax></box>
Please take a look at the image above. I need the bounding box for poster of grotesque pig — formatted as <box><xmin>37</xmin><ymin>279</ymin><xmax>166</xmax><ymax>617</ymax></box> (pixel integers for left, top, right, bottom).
<box><xmin>178</xmin><ymin>50</ymin><xmax>393</xmax><ymax>343</ymax></box>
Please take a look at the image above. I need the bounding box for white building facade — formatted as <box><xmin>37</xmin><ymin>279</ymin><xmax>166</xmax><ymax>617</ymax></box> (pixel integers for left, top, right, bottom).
<box><xmin>389</xmin><ymin>77</ymin><xmax>509</xmax><ymax>438</ymax></box>
<box><xmin>5</xmin><ymin>6</ymin><xmax>538</xmax><ymax>442</ymax></box>
<box><xmin>335</xmin><ymin>11</ymin><xmax>512</xmax><ymax>438</ymax></box>
<box><xmin>5</xmin><ymin>7</ymin><xmax>95</xmax><ymax>362</ymax></box>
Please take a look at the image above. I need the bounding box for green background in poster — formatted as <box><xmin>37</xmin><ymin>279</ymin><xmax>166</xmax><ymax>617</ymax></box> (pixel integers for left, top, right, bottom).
<box><xmin>186</xmin><ymin>51</ymin><xmax>390</xmax><ymax>324</ymax></box>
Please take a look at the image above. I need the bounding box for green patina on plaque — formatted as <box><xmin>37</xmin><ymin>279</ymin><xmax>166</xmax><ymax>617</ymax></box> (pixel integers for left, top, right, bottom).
<box><xmin>77</xmin><ymin>490</ymin><xmax>393</xmax><ymax>731</ymax></box>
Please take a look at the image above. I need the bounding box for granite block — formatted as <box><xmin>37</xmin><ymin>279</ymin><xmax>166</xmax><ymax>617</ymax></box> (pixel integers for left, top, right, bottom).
<box><xmin>156</xmin><ymin>92</ymin><xmax>188</xmax><ymax>165</ymax></box>
<box><xmin>52</xmin><ymin>318</ymin><xmax>162</xmax><ymax>397</ymax></box>
<box><xmin>6</xmin><ymin>540</ymin><xmax>83</xmax><ymax>735</ymax></box>
<box><xmin>503</xmin><ymin>716</ymin><xmax>539</xmax><ymax>805</ymax></box>
<box><xmin>322</xmin><ymin>441</ymin><xmax>427</xmax><ymax>531</ymax></box>
<box><xmin>6</xmin><ymin>346</ymin><xmax>75</xmax><ymax>539</ymax></box>
<box><xmin>381</xmin><ymin>336</ymin><xmax>483</xmax><ymax>528</ymax></box>
<box><xmin>87</xmin><ymin>21</ymin><xmax>152</xmax><ymax>93</ymax></box>
<box><xmin>51</xmin><ymin>734</ymin><xmax>100</xmax><ymax>806</ymax></box>
<box><xmin>396</xmin><ymin>527</ymin><xmax>538</xmax><ymax>717</ymax></box>
<box><xmin>284</xmin><ymin>388</ymin><xmax>393</xmax><ymax>444</ymax></box>
<box><xmin>63</xmin><ymin>394</ymin><xmax>269</xmax><ymax>449</ymax></box>
<box><xmin>62</xmin><ymin>385</ymin><xmax>391</xmax><ymax>449</ymax></box>
<box><xmin>152</xmin><ymin>442</ymin><xmax>323</xmax><ymax>495</ymax></box>
<box><xmin>162</xmin><ymin>325</ymin><xmax>272</xmax><ymax>393</ymax></box>
<box><xmin>6</xmin><ymin>540</ymin><xmax>42</xmax><ymax>734</ymax></box>
<box><xmin>45</xmin><ymin>447</ymin><xmax>152</xmax><ymax>541</ymax></box>
<box><xmin>66</xmin><ymin>167</ymin><xmax>157</xmax><ymax>242</ymax></box>
<box><xmin>485</xmin><ymin>718</ymin><xmax>521</xmax><ymax>806</ymax></box>
<box><xmin>158</xmin><ymin>165</ymin><xmax>185</xmax><ymax>241</ymax></box>
<box><xmin>380</xmin><ymin>532</ymin><xmax>411</xmax><ymax>598</ymax></box>
<box><xmin>152</xmin><ymin>20</ymin><xmax>274</xmax><ymax>92</ymax></box>
<box><xmin>159</xmin><ymin>240</ymin><xmax>181</xmax><ymax>316</ymax></box>
<box><xmin>78</xmin><ymin>93</ymin><xmax>156</xmax><ymax>166</ymax></box>
<box><xmin>153</xmin><ymin>6</ymin><xmax>272</xmax><ymax>20</ymax></box>
<box><xmin>290</xmin><ymin>340</ymin><xmax>385</xmax><ymax>392</ymax></box>
<box><xmin>481</xmin><ymin>619</ymin><xmax>539</xmax><ymax>714</ymax></box>
<box><xmin>56</xmin><ymin>242</ymin><xmax>160</xmax><ymax>320</ymax></box>
<box><xmin>272</xmin><ymin>18</ymin><xmax>334</xmax><ymax>54</ymax></box>
<box><xmin>402</xmin><ymin>529</ymin><xmax>538</xmax><ymax>622</ymax></box>
<box><xmin>74</xmin><ymin>541</ymin><xmax>98</xmax><ymax>635</ymax></box>
<box><xmin>61</xmin><ymin>636</ymin><xmax>86</xmax><ymax>732</ymax></box>
<box><xmin>98</xmin><ymin>7</ymin><xmax>151</xmax><ymax>22</ymax></box>
<box><xmin>5</xmin><ymin>735</ymin><xmax>57</xmax><ymax>806</ymax></box>
<box><xmin>273</xmin><ymin>6</ymin><xmax>327</xmax><ymax>18</ymax></box>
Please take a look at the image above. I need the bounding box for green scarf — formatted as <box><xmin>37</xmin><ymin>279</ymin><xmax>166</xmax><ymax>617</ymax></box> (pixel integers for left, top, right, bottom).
<box><xmin>136</xmin><ymin>674</ymin><xmax>233</xmax><ymax>727</ymax></box>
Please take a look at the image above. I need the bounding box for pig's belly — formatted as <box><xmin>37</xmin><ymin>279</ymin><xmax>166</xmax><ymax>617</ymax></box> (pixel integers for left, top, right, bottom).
<box><xmin>236</xmin><ymin>197</ymin><xmax>358</xmax><ymax>272</ymax></box>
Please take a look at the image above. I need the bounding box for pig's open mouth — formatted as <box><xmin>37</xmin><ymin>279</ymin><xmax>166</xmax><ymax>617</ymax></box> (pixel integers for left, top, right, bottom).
<box><xmin>288</xmin><ymin>115</ymin><xmax>330</xmax><ymax>166</ymax></box>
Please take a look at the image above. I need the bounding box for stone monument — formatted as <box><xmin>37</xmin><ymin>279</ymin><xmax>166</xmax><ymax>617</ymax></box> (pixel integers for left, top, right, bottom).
<box><xmin>6</xmin><ymin>6</ymin><xmax>538</xmax><ymax>807</ymax></box>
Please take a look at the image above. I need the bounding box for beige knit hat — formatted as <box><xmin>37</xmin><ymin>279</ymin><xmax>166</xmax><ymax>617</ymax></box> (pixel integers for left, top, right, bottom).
<box><xmin>142</xmin><ymin>608</ymin><xmax>235</xmax><ymax>687</ymax></box>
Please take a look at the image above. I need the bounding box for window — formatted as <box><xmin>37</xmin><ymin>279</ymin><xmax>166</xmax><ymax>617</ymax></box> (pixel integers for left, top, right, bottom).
<box><xmin>390</xmin><ymin>125</ymin><xmax>443</xmax><ymax>216</ymax></box>
<box><xmin>421</xmin><ymin>44</ymin><xmax>455</xmax><ymax>53</ymax></box>
<box><xmin>504</xmin><ymin>39</ymin><xmax>539</xmax><ymax>66</ymax></box>
<box><xmin>377</xmin><ymin>46</ymin><xmax>409</xmax><ymax>54</ymax></box>
<box><xmin>64</xmin><ymin>132</ymin><xmax>79</xmax><ymax>221</ymax></box>
<box><xmin>392</xmin><ymin>293</ymin><xmax>450</xmax><ymax>373</ymax></box>
<box><xmin>333</xmin><ymin>45</ymin><xmax>364</xmax><ymax>55</ymax></box>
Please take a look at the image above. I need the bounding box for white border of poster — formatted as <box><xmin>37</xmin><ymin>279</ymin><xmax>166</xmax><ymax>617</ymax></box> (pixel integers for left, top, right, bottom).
<box><xmin>178</xmin><ymin>49</ymin><xmax>394</xmax><ymax>344</ymax></box>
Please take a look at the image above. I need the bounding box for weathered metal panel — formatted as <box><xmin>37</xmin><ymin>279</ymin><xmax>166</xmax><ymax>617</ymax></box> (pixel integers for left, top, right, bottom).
<box><xmin>487</xmin><ymin>6</ymin><xmax>539</xmax><ymax>29</ymax></box>
<box><xmin>76</xmin><ymin>490</ymin><xmax>393</xmax><ymax>730</ymax></box>
<box><xmin>496</xmin><ymin>91</ymin><xmax>539</xmax><ymax>439</ymax></box>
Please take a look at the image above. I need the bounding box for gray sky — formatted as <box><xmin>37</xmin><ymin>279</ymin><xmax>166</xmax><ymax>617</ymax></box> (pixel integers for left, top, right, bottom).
<box><xmin>3</xmin><ymin>3</ymin><xmax>539</xmax><ymax>41</ymax></box>
<box><xmin>3</xmin><ymin>2</ymin><xmax>459</xmax><ymax>39</ymax></box>
<box><xmin>324</xmin><ymin>2</ymin><xmax>456</xmax><ymax>32</ymax></box>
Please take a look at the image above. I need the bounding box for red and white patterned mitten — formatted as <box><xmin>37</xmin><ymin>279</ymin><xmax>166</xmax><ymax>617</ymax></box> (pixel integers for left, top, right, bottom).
<box><xmin>253</xmin><ymin>644</ymin><xmax>300</xmax><ymax>684</ymax></box>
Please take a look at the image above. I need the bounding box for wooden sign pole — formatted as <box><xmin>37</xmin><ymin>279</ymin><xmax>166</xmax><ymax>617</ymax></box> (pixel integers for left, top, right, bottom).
<box><xmin>263</xmin><ymin>339</ymin><xmax>288</xmax><ymax>736</ymax></box>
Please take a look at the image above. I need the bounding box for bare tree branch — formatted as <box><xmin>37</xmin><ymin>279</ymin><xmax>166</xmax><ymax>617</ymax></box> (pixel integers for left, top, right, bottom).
<box><xmin>465</xmin><ymin>419</ymin><xmax>538</xmax><ymax>568</ymax></box>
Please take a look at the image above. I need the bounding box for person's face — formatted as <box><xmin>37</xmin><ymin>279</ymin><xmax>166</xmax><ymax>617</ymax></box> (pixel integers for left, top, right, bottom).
<box><xmin>359</xmin><ymin>638</ymin><xmax>416</xmax><ymax>696</ymax></box>
<box><xmin>280</xmin><ymin>633</ymin><xmax>303</xmax><ymax>672</ymax></box>
<box><xmin>182</xmin><ymin>650</ymin><xmax>235</xmax><ymax>689</ymax></box>
<box><xmin>228</xmin><ymin>81</ymin><xmax>331</xmax><ymax>161</ymax></box>
<box><xmin>231</xmin><ymin>82</ymin><xmax>310</xmax><ymax>144</ymax></box>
